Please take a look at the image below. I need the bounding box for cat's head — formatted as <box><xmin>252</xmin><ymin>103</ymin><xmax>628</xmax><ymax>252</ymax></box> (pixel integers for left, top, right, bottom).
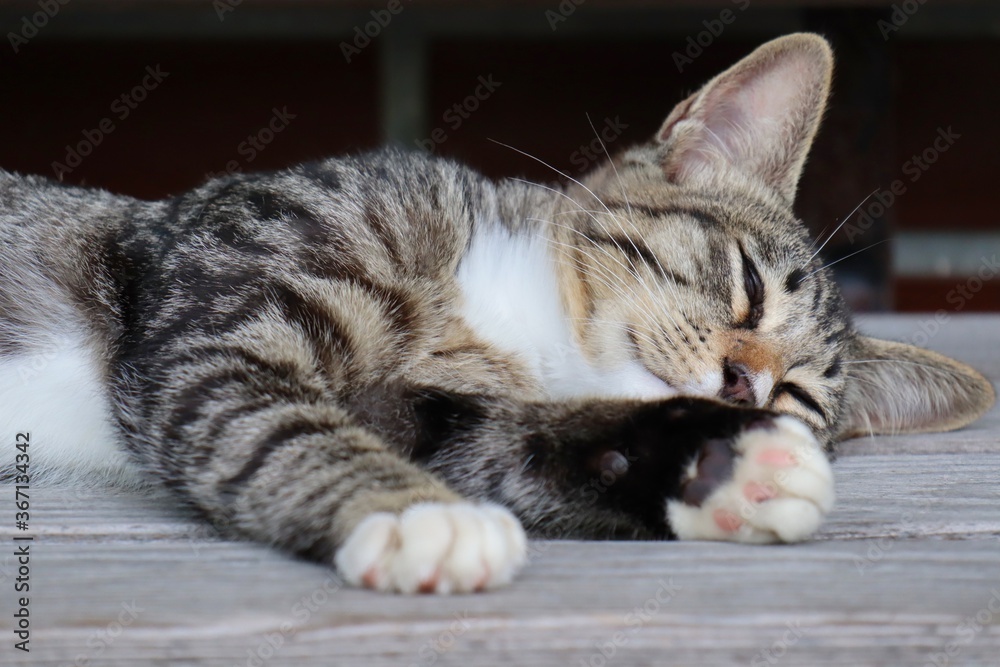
<box><xmin>553</xmin><ymin>33</ymin><xmax>994</xmax><ymax>442</ymax></box>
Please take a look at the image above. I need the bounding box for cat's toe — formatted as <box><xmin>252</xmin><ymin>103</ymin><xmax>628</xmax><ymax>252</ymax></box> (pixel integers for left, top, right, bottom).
<box><xmin>334</xmin><ymin>512</ymin><xmax>401</xmax><ymax>591</ymax></box>
<box><xmin>334</xmin><ymin>502</ymin><xmax>527</xmax><ymax>594</ymax></box>
<box><xmin>666</xmin><ymin>415</ymin><xmax>834</xmax><ymax>544</ymax></box>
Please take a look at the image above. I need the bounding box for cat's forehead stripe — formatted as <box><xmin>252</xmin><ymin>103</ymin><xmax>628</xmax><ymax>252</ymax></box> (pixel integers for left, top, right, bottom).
<box><xmin>603</xmin><ymin>200</ymin><xmax>724</xmax><ymax>227</ymax></box>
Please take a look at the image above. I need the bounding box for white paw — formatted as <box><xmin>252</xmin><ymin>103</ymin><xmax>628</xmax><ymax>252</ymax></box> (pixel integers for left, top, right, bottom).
<box><xmin>334</xmin><ymin>502</ymin><xmax>527</xmax><ymax>594</ymax></box>
<box><xmin>666</xmin><ymin>416</ymin><xmax>834</xmax><ymax>544</ymax></box>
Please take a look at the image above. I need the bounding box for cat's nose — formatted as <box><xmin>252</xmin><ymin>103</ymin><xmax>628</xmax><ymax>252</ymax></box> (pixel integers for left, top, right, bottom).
<box><xmin>720</xmin><ymin>359</ymin><xmax>755</xmax><ymax>406</ymax></box>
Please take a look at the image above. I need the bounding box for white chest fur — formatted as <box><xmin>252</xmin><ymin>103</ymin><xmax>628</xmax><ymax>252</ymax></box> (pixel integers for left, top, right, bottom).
<box><xmin>455</xmin><ymin>223</ymin><xmax>675</xmax><ymax>401</ymax></box>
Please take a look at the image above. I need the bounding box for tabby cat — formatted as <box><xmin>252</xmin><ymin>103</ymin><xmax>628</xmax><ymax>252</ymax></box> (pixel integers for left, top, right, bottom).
<box><xmin>0</xmin><ymin>34</ymin><xmax>993</xmax><ymax>594</ymax></box>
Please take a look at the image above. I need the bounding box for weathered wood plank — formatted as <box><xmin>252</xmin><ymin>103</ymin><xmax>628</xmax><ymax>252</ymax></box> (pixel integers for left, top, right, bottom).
<box><xmin>1</xmin><ymin>314</ymin><xmax>998</xmax><ymax>666</ymax></box>
<box><xmin>6</xmin><ymin>537</ymin><xmax>1000</xmax><ymax>666</ymax></box>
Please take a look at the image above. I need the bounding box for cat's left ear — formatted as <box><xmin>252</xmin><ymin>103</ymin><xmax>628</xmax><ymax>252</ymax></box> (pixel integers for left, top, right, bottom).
<box><xmin>657</xmin><ymin>33</ymin><xmax>833</xmax><ymax>202</ymax></box>
<box><xmin>837</xmin><ymin>336</ymin><xmax>995</xmax><ymax>440</ymax></box>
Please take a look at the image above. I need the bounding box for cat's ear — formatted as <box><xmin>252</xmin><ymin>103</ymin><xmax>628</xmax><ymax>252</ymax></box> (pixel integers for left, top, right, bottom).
<box><xmin>657</xmin><ymin>33</ymin><xmax>833</xmax><ymax>202</ymax></box>
<box><xmin>837</xmin><ymin>336</ymin><xmax>995</xmax><ymax>440</ymax></box>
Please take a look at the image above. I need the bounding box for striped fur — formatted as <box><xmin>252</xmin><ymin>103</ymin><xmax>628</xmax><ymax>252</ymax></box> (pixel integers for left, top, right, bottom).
<box><xmin>0</xmin><ymin>34</ymin><xmax>992</xmax><ymax>591</ymax></box>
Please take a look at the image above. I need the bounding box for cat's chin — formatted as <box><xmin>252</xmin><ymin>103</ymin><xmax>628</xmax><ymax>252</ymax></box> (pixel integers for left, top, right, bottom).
<box><xmin>677</xmin><ymin>369</ymin><xmax>725</xmax><ymax>402</ymax></box>
<box><xmin>602</xmin><ymin>361</ymin><xmax>679</xmax><ymax>401</ymax></box>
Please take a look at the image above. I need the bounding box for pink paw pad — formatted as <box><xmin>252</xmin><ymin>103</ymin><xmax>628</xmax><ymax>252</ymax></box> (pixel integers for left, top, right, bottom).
<box><xmin>362</xmin><ymin>566</ymin><xmax>382</xmax><ymax>589</ymax></box>
<box><xmin>416</xmin><ymin>575</ymin><xmax>438</xmax><ymax>594</ymax></box>
<box><xmin>756</xmin><ymin>448</ymin><xmax>796</xmax><ymax>467</ymax></box>
<box><xmin>744</xmin><ymin>481</ymin><xmax>777</xmax><ymax>503</ymax></box>
<box><xmin>713</xmin><ymin>509</ymin><xmax>743</xmax><ymax>533</ymax></box>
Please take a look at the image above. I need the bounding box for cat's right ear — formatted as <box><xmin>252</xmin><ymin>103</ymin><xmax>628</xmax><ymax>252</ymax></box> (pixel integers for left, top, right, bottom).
<box><xmin>657</xmin><ymin>33</ymin><xmax>833</xmax><ymax>203</ymax></box>
<box><xmin>838</xmin><ymin>336</ymin><xmax>995</xmax><ymax>440</ymax></box>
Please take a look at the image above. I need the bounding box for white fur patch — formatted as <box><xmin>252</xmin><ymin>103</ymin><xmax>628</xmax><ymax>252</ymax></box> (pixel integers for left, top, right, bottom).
<box><xmin>334</xmin><ymin>502</ymin><xmax>527</xmax><ymax>594</ymax></box>
<box><xmin>752</xmin><ymin>370</ymin><xmax>775</xmax><ymax>408</ymax></box>
<box><xmin>456</xmin><ymin>223</ymin><xmax>676</xmax><ymax>401</ymax></box>
<box><xmin>684</xmin><ymin>369</ymin><xmax>723</xmax><ymax>398</ymax></box>
<box><xmin>0</xmin><ymin>334</ymin><xmax>140</xmax><ymax>485</ymax></box>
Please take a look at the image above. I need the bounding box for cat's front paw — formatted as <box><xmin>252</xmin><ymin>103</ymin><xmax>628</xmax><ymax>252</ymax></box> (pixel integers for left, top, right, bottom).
<box><xmin>666</xmin><ymin>416</ymin><xmax>833</xmax><ymax>544</ymax></box>
<box><xmin>334</xmin><ymin>502</ymin><xmax>527</xmax><ymax>594</ymax></box>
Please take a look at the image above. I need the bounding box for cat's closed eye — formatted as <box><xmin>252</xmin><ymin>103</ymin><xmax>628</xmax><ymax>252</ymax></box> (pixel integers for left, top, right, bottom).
<box><xmin>737</xmin><ymin>243</ymin><xmax>765</xmax><ymax>329</ymax></box>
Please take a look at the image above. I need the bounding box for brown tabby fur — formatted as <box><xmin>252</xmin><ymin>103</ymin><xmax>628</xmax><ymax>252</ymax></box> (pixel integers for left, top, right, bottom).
<box><xmin>0</xmin><ymin>34</ymin><xmax>992</xmax><ymax>570</ymax></box>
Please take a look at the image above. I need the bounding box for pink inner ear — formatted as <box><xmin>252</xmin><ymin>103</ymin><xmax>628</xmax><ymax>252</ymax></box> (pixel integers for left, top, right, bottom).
<box><xmin>667</xmin><ymin>51</ymin><xmax>823</xmax><ymax>190</ymax></box>
<box><xmin>701</xmin><ymin>57</ymin><xmax>812</xmax><ymax>164</ymax></box>
<box><xmin>732</xmin><ymin>57</ymin><xmax>813</xmax><ymax>125</ymax></box>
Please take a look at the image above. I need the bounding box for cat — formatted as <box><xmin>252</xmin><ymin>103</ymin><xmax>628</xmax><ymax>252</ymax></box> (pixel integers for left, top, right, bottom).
<box><xmin>0</xmin><ymin>33</ymin><xmax>993</xmax><ymax>594</ymax></box>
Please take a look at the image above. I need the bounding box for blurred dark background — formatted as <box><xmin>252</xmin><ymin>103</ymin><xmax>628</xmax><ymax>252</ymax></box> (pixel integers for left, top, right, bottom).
<box><xmin>1</xmin><ymin>0</ymin><xmax>998</xmax><ymax>312</ymax></box>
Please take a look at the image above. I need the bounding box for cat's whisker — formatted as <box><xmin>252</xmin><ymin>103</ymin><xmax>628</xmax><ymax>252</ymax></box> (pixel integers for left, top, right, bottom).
<box><xmin>513</xmin><ymin>178</ymin><xmax>625</xmax><ymax>248</ymax></box>
<box><xmin>534</xmin><ymin>218</ymin><xmax>675</xmax><ymax>335</ymax></box>
<box><xmin>489</xmin><ymin>139</ymin><xmax>617</xmax><ymax>219</ymax></box>
<box><xmin>801</xmin><ymin>238</ymin><xmax>889</xmax><ymax>281</ymax></box>
<box><xmin>522</xmin><ymin>185</ymin><xmax>657</xmax><ymax>299</ymax></box>
<box><xmin>540</xmin><ymin>236</ymin><xmax>665</xmax><ymax>334</ymax></box>
<box><xmin>552</xmin><ymin>209</ymin><xmax>620</xmax><ymax>217</ymax></box>
<box><xmin>566</xmin><ymin>317</ymin><xmax>663</xmax><ymax>349</ymax></box>
<box><xmin>543</xmin><ymin>211</ymin><xmax>684</xmax><ymax>340</ymax></box>
<box><xmin>807</xmin><ymin>222</ymin><xmax>832</xmax><ymax>252</ymax></box>
<box><xmin>584</xmin><ymin>113</ymin><xmax>684</xmax><ymax>336</ymax></box>
<box><xmin>808</xmin><ymin>189</ymin><xmax>878</xmax><ymax>262</ymax></box>
<box><xmin>841</xmin><ymin>358</ymin><xmax>973</xmax><ymax>379</ymax></box>
<box><xmin>626</xmin><ymin>324</ymin><xmax>671</xmax><ymax>351</ymax></box>
<box><xmin>539</xmin><ymin>233</ymin><xmax>641</xmax><ymax>298</ymax></box>
<box><xmin>510</xmin><ymin>178</ymin><xmax>603</xmax><ymax>224</ymax></box>
<box><xmin>539</xmin><ymin>235</ymin><xmax>665</xmax><ymax>331</ymax></box>
<box><xmin>538</xmin><ymin>209</ymin><xmax>686</xmax><ymax>339</ymax></box>
<box><xmin>530</xmin><ymin>219</ymin><xmax>642</xmax><ymax>283</ymax></box>
<box><xmin>513</xmin><ymin>178</ymin><xmax>644</xmax><ymax>290</ymax></box>
<box><xmin>567</xmin><ymin>321</ymin><xmax>669</xmax><ymax>363</ymax></box>
<box><xmin>550</xmin><ymin>199</ymin><xmax>649</xmax><ymax>299</ymax></box>
<box><xmin>493</xmin><ymin>142</ymin><xmax>644</xmax><ymax>314</ymax></box>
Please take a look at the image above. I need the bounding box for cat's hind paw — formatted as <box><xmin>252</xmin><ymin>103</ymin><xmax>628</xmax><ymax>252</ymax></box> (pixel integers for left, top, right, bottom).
<box><xmin>334</xmin><ymin>502</ymin><xmax>527</xmax><ymax>594</ymax></box>
<box><xmin>666</xmin><ymin>415</ymin><xmax>833</xmax><ymax>544</ymax></box>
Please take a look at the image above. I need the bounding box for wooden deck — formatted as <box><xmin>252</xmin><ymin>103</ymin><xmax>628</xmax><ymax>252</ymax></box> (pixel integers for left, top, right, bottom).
<box><xmin>3</xmin><ymin>314</ymin><xmax>999</xmax><ymax>666</ymax></box>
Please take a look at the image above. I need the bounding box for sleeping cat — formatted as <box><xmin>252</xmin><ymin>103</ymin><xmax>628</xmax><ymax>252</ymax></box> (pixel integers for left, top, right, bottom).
<box><xmin>0</xmin><ymin>33</ymin><xmax>993</xmax><ymax>594</ymax></box>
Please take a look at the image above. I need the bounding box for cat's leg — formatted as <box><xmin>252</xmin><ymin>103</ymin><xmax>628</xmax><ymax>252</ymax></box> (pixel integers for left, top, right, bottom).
<box><xmin>383</xmin><ymin>391</ymin><xmax>834</xmax><ymax>545</ymax></box>
<box><xmin>134</xmin><ymin>357</ymin><xmax>527</xmax><ymax>594</ymax></box>
<box><xmin>138</xmin><ymin>346</ymin><xmax>826</xmax><ymax>594</ymax></box>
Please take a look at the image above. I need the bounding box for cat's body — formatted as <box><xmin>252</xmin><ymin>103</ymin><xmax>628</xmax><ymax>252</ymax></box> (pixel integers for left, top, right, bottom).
<box><xmin>0</xmin><ymin>34</ymin><xmax>993</xmax><ymax>593</ymax></box>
